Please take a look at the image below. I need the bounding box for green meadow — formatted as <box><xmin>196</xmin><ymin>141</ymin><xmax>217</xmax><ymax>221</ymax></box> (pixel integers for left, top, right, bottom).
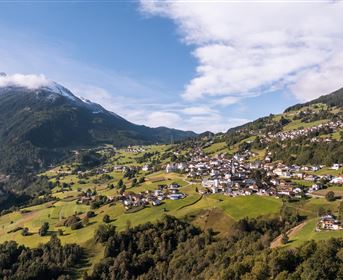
<box><xmin>287</xmin><ymin>218</ymin><xmax>343</xmax><ymax>248</ymax></box>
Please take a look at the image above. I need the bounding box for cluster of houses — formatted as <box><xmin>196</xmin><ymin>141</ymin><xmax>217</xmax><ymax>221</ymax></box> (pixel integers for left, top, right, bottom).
<box><xmin>76</xmin><ymin>188</ymin><xmax>114</xmax><ymax>205</ymax></box>
<box><xmin>124</xmin><ymin>146</ymin><xmax>146</xmax><ymax>153</ymax></box>
<box><xmin>267</xmin><ymin>120</ymin><xmax>343</xmax><ymax>142</ymax></box>
<box><xmin>165</xmin><ymin>162</ymin><xmax>187</xmax><ymax>173</ymax></box>
<box><xmin>120</xmin><ymin>182</ymin><xmax>186</xmax><ymax>210</ymax></box>
<box><xmin>317</xmin><ymin>215</ymin><xmax>342</xmax><ymax>231</ymax></box>
<box><xmin>163</xmin><ymin>148</ymin><xmax>342</xmax><ymax>199</ymax></box>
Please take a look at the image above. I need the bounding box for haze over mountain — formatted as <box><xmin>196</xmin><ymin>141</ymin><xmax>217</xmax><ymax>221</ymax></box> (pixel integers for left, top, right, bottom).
<box><xmin>0</xmin><ymin>74</ymin><xmax>196</xmax><ymax>174</ymax></box>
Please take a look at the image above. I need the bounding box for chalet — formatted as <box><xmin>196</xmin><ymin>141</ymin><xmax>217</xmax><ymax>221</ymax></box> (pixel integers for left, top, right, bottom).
<box><xmin>303</xmin><ymin>174</ymin><xmax>317</xmax><ymax>181</ymax></box>
<box><xmin>273</xmin><ymin>168</ymin><xmax>291</xmax><ymax>178</ymax></box>
<box><xmin>308</xmin><ymin>184</ymin><xmax>322</xmax><ymax>193</ymax></box>
<box><xmin>330</xmin><ymin>176</ymin><xmax>343</xmax><ymax>184</ymax></box>
<box><xmin>317</xmin><ymin>215</ymin><xmax>341</xmax><ymax>231</ymax></box>
<box><xmin>331</xmin><ymin>163</ymin><xmax>341</xmax><ymax>170</ymax></box>
<box><xmin>168</xmin><ymin>193</ymin><xmax>184</xmax><ymax>200</ymax></box>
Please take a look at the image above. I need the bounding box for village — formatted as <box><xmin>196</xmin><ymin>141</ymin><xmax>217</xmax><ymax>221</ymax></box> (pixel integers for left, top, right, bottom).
<box><xmin>165</xmin><ymin>146</ymin><xmax>343</xmax><ymax>230</ymax></box>
<box><xmin>165</xmin><ymin>148</ymin><xmax>342</xmax><ymax>196</ymax></box>
<box><xmin>72</xmin><ymin>139</ymin><xmax>343</xmax><ymax>231</ymax></box>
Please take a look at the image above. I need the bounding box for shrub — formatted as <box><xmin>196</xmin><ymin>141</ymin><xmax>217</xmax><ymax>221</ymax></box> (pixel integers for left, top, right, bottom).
<box><xmin>103</xmin><ymin>214</ymin><xmax>111</xmax><ymax>223</ymax></box>
<box><xmin>70</xmin><ymin>221</ymin><xmax>83</xmax><ymax>230</ymax></box>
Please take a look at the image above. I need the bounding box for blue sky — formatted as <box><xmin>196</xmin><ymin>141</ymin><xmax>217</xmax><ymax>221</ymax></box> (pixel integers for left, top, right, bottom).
<box><xmin>0</xmin><ymin>1</ymin><xmax>342</xmax><ymax>132</ymax></box>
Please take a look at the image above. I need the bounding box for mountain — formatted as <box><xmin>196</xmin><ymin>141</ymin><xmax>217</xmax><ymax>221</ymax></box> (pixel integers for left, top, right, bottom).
<box><xmin>0</xmin><ymin>80</ymin><xmax>196</xmax><ymax>174</ymax></box>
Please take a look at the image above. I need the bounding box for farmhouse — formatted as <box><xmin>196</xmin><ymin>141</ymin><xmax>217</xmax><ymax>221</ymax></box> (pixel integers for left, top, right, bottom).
<box><xmin>330</xmin><ymin>176</ymin><xmax>343</xmax><ymax>184</ymax></box>
<box><xmin>317</xmin><ymin>215</ymin><xmax>342</xmax><ymax>231</ymax></box>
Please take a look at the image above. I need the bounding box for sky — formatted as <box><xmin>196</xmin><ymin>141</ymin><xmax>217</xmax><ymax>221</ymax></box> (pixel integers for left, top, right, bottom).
<box><xmin>0</xmin><ymin>0</ymin><xmax>342</xmax><ymax>133</ymax></box>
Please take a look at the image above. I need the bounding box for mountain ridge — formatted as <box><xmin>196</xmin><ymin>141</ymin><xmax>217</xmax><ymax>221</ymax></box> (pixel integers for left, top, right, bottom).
<box><xmin>0</xmin><ymin>81</ymin><xmax>197</xmax><ymax>174</ymax></box>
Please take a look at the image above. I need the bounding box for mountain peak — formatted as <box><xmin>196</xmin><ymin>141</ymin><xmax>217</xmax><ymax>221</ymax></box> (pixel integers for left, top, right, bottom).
<box><xmin>41</xmin><ymin>81</ymin><xmax>77</xmax><ymax>102</ymax></box>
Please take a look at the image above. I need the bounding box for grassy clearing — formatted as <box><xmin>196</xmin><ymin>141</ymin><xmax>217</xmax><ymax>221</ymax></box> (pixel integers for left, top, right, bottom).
<box><xmin>313</xmin><ymin>167</ymin><xmax>343</xmax><ymax>176</ymax></box>
<box><xmin>109</xmin><ymin>145</ymin><xmax>171</xmax><ymax>166</ymax></box>
<box><xmin>191</xmin><ymin>208</ymin><xmax>236</xmax><ymax>238</ymax></box>
<box><xmin>203</xmin><ymin>142</ymin><xmax>228</xmax><ymax>155</ymax></box>
<box><xmin>211</xmin><ymin>195</ymin><xmax>282</xmax><ymax>220</ymax></box>
<box><xmin>283</xmin><ymin>119</ymin><xmax>329</xmax><ymax>132</ymax></box>
<box><xmin>0</xmin><ymin>188</ymin><xmax>283</xmax><ymax>249</ymax></box>
<box><xmin>292</xmin><ymin>180</ymin><xmax>313</xmax><ymax>187</ymax></box>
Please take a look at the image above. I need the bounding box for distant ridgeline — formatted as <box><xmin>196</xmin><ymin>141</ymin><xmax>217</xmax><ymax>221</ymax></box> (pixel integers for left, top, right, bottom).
<box><xmin>215</xmin><ymin>87</ymin><xmax>343</xmax><ymax>165</ymax></box>
<box><xmin>286</xmin><ymin>87</ymin><xmax>343</xmax><ymax>112</ymax></box>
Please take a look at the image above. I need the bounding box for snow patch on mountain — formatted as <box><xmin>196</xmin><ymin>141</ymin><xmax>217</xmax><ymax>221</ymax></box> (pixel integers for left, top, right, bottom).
<box><xmin>42</xmin><ymin>82</ymin><xmax>77</xmax><ymax>101</ymax></box>
<box><xmin>0</xmin><ymin>73</ymin><xmax>126</xmax><ymax>120</ymax></box>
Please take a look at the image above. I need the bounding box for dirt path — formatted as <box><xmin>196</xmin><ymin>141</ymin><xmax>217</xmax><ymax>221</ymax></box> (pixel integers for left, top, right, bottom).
<box><xmin>270</xmin><ymin>221</ymin><xmax>307</xmax><ymax>248</ymax></box>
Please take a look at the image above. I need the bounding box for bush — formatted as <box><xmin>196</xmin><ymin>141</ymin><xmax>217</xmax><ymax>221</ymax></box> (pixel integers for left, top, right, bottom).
<box><xmin>325</xmin><ymin>191</ymin><xmax>336</xmax><ymax>201</ymax></box>
<box><xmin>103</xmin><ymin>214</ymin><xmax>111</xmax><ymax>223</ymax></box>
<box><xmin>70</xmin><ymin>221</ymin><xmax>83</xmax><ymax>230</ymax></box>
<box><xmin>63</xmin><ymin>215</ymin><xmax>81</xmax><ymax>227</ymax></box>
<box><xmin>39</xmin><ymin>222</ymin><xmax>49</xmax><ymax>236</ymax></box>
<box><xmin>86</xmin><ymin>211</ymin><xmax>96</xmax><ymax>218</ymax></box>
<box><xmin>21</xmin><ymin>227</ymin><xmax>29</xmax><ymax>236</ymax></box>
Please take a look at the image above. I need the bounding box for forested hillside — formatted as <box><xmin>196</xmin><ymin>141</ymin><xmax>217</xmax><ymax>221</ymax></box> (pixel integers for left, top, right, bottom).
<box><xmin>0</xmin><ymin>84</ymin><xmax>196</xmax><ymax>175</ymax></box>
<box><xmin>201</xmin><ymin>88</ymin><xmax>343</xmax><ymax>166</ymax></box>
<box><xmin>85</xmin><ymin>215</ymin><xmax>343</xmax><ymax>280</ymax></box>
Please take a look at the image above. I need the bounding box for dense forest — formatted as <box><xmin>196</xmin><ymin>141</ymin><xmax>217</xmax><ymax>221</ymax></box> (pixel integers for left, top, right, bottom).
<box><xmin>83</xmin><ymin>211</ymin><xmax>343</xmax><ymax>280</ymax></box>
<box><xmin>0</xmin><ymin>235</ymin><xmax>84</xmax><ymax>280</ymax></box>
<box><xmin>269</xmin><ymin>138</ymin><xmax>343</xmax><ymax>166</ymax></box>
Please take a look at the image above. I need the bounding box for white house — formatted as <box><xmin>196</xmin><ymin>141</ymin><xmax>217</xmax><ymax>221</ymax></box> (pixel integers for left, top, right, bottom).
<box><xmin>142</xmin><ymin>165</ymin><xmax>150</xmax><ymax>172</ymax></box>
<box><xmin>330</xmin><ymin>176</ymin><xmax>343</xmax><ymax>184</ymax></box>
<box><xmin>332</xmin><ymin>163</ymin><xmax>341</xmax><ymax>170</ymax></box>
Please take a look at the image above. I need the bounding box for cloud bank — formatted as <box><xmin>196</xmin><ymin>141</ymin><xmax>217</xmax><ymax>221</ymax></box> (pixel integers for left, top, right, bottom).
<box><xmin>0</xmin><ymin>73</ymin><xmax>51</xmax><ymax>89</ymax></box>
<box><xmin>141</xmin><ymin>0</ymin><xmax>343</xmax><ymax>103</ymax></box>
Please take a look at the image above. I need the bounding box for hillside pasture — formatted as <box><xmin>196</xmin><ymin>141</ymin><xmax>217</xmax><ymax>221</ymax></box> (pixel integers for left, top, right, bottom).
<box><xmin>286</xmin><ymin>218</ymin><xmax>343</xmax><ymax>248</ymax></box>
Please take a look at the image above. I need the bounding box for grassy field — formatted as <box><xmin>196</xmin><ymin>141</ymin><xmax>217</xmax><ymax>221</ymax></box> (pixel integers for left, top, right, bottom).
<box><xmin>313</xmin><ymin>186</ymin><xmax>343</xmax><ymax>197</ymax></box>
<box><xmin>313</xmin><ymin>167</ymin><xmax>343</xmax><ymax>176</ymax></box>
<box><xmin>0</xmin><ymin>182</ymin><xmax>284</xmax><ymax>249</ymax></box>
<box><xmin>203</xmin><ymin>142</ymin><xmax>228</xmax><ymax>155</ymax></box>
<box><xmin>286</xmin><ymin>218</ymin><xmax>343</xmax><ymax>248</ymax></box>
<box><xmin>210</xmin><ymin>195</ymin><xmax>282</xmax><ymax>220</ymax></box>
<box><xmin>109</xmin><ymin>144</ymin><xmax>171</xmax><ymax>166</ymax></box>
<box><xmin>283</xmin><ymin>119</ymin><xmax>329</xmax><ymax>132</ymax></box>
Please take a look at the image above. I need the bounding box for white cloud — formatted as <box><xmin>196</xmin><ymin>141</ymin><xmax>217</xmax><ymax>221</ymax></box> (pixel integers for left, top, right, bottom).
<box><xmin>0</xmin><ymin>21</ymin><xmax>249</xmax><ymax>133</ymax></box>
<box><xmin>182</xmin><ymin>106</ymin><xmax>215</xmax><ymax>115</ymax></box>
<box><xmin>0</xmin><ymin>73</ymin><xmax>51</xmax><ymax>89</ymax></box>
<box><xmin>140</xmin><ymin>0</ymin><xmax>343</xmax><ymax>102</ymax></box>
<box><xmin>215</xmin><ymin>96</ymin><xmax>241</xmax><ymax>106</ymax></box>
<box><xmin>291</xmin><ymin>52</ymin><xmax>343</xmax><ymax>101</ymax></box>
<box><xmin>144</xmin><ymin>108</ymin><xmax>249</xmax><ymax>133</ymax></box>
<box><xmin>146</xmin><ymin>111</ymin><xmax>183</xmax><ymax>128</ymax></box>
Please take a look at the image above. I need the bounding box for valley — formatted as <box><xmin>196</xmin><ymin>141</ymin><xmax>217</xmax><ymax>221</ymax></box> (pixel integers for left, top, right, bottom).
<box><xmin>0</xmin><ymin>83</ymin><xmax>342</xmax><ymax>279</ymax></box>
